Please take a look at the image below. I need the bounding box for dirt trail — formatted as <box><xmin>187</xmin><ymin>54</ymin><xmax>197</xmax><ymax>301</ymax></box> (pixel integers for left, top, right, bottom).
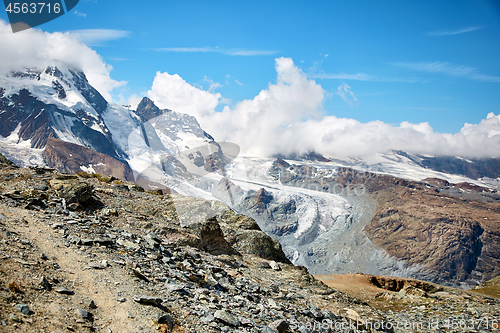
<box><xmin>1</xmin><ymin>206</ymin><xmax>145</xmax><ymax>332</ymax></box>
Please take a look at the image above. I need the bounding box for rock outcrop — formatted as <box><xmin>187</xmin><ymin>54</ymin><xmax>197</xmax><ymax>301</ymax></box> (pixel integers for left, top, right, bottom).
<box><xmin>43</xmin><ymin>137</ymin><xmax>135</xmax><ymax>181</ymax></box>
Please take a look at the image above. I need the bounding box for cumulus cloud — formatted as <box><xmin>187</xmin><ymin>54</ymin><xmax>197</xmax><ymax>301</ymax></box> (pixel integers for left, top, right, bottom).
<box><xmin>0</xmin><ymin>19</ymin><xmax>125</xmax><ymax>101</ymax></box>
<box><xmin>146</xmin><ymin>57</ymin><xmax>500</xmax><ymax>159</ymax></box>
<box><xmin>147</xmin><ymin>71</ymin><xmax>221</xmax><ymax>118</ymax></box>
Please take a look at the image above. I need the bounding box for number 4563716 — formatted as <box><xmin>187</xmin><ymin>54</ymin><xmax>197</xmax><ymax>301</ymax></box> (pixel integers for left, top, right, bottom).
<box><xmin>6</xmin><ymin>2</ymin><xmax>61</xmax><ymax>14</ymax></box>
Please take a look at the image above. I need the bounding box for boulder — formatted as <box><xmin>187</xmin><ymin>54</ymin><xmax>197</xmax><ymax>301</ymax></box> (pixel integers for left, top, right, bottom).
<box><xmin>49</xmin><ymin>179</ymin><xmax>93</xmax><ymax>204</ymax></box>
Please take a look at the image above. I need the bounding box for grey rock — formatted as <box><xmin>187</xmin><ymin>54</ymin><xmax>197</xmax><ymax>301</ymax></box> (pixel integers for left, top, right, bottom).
<box><xmin>117</xmin><ymin>238</ymin><xmax>140</xmax><ymax>250</ymax></box>
<box><xmin>78</xmin><ymin>309</ymin><xmax>93</xmax><ymax>322</ymax></box>
<box><xmin>54</xmin><ymin>287</ymin><xmax>74</xmax><ymax>295</ymax></box>
<box><xmin>86</xmin><ymin>300</ymin><xmax>97</xmax><ymax>309</ymax></box>
<box><xmin>67</xmin><ymin>235</ymin><xmax>81</xmax><ymax>245</ymax></box>
<box><xmin>133</xmin><ymin>296</ymin><xmax>162</xmax><ymax>306</ymax></box>
<box><xmin>39</xmin><ymin>276</ymin><xmax>52</xmax><ymax>291</ymax></box>
<box><xmin>214</xmin><ymin>310</ymin><xmax>240</xmax><ymax>327</ymax></box>
<box><xmin>269</xmin><ymin>261</ymin><xmax>281</xmax><ymax>271</ymax></box>
<box><xmin>151</xmin><ymin>312</ymin><xmax>174</xmax><ymax>328</ymax></box>
<box><xmin>269</xmin><ymin>319</ymin><xmax>288</xmax><ymax>333</ymax></box>
<box><xmin>89</xmin><ymin>260</ymin><xmax>108</xmax><ymax>269</ymax></box>
<box><xmin>14</xmin><ymin>304</ymin><xmax>30</xmax><ymax>315</ymax></box>
<box><xmin>143</xmin><ymin>233</ymin><xmax>161</xmax><ymax>249</ymax></box>
<box><xmin>200</xmin><ymin>315</ymin><xmax>215</xmax><ymax>323</ymax></box>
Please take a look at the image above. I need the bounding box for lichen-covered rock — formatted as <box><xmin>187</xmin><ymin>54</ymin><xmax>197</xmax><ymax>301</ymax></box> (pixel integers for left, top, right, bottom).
<box><xmin>49</xmin><ymin>178</ymin><xmax>93</xmax><ymax>204</ymax></box>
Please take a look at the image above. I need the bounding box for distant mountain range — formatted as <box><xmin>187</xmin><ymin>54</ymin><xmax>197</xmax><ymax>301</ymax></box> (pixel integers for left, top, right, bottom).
<box><xmin>1</xmin><ymin>65</ymin><xmax>499</xmax><ymax>289</ymax></box>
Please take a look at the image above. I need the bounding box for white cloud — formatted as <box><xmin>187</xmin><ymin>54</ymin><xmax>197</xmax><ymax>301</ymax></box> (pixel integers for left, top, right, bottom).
<box><xmin>202</xmin><ymin>57</ymin><xmax>325</xmax><ymax>156</ymax></box>
<box><xmin>392</xmin><ymin>61</ymin><xmax>500</xmax><ymax>82</ymax></box>
<box><xmin>310</xmin><ymin>73</ymin><xmax>377</xmax><ymax>81</ymax></box>
<box><xmin>66</xmin><ymin>29</ymin><xmax>130</xmax><ymax>45</ymax></box>
<box><xmin>145</xmin><ymin>57</ymin><xmax>500</xmax><ymax>159</ymax></box>
<box><xmin>428</xmin><ymin>26</ymin><xmax>484</xmax><ymax>36</ymax></box>
<box><xmin>0</xmin><ymin>20</ymin><xmax>125</xmax><ymax>101</ymax></box>
<box><xmin>147</xmin><ymin>71</ymin><xmax>221</xmax><ymax>118</ymax></box>
<box><xmin>234</xmin><ymin>79</ymin><xmax>243</xmax><ymax>86</ymax></box>
<box><xmin>308</xmin><ymin>72</ymin><xmax>420</xmax><ymax>83</ymax></box>
<box><xmin>203</xmin><ymin>76</ymin><xmax>222</xmax><ymax>92</ymax></box>
<box><xmin>74</xmin><ymin>10</ymin><xmax>87</xmax><ymax>18</ymax></box>
<box><xmin>336</xmin><ymin>83</ymin><xmax>358</xmax><ymax>106</ymax></box>
<box><xmin>155</xmin><ymin>47</ymin><xmax>277</xmax><ymax>56</ymax></box>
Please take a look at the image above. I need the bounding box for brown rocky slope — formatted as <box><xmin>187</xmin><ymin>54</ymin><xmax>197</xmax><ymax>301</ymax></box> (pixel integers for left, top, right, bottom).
<box><xmin>269</xmin><ymin>159</ymin><xmax>500</xmax><ymax>288</ymax></box>
<box><xmin>339</xmin><ymin>168</ymin><xmax>500</xmax><ymax>287</ymax></box>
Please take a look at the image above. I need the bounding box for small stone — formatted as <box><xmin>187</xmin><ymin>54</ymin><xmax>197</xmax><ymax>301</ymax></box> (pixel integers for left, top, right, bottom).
<box><xmin>199</xmin><ymin>315</ymin><xmax>214</xmax><ymax>323</ymax></box>
<box><xmin>204</xmin><ymin>272</ymin><xmax>218</xmax><ymax>287</ymax></box>
<box><xmin>344</xmin><ymin>308</ymin><xmax>361</xmax><ymax>321</ymax></box>
<box><xmin>239</xmin><ymin>317</ymin><xmax>254</xmax><ymax>326</ymax></box>
<box><xmin>87</xmin><ymin>300</ymin><xmax>97</xmax><ymax>309</ymax></box>
<box><xmin>258</xmin><ymin>262</ymin><xmax>271</xmax><ymax>269</ymax></box>
<box><xmin>117</xmin><ymin>238</ymin><xmax>140</xmax><ymax>250</ymax></box>
<box><xmin>39</xmin><ymin>276</ymin><xmax>52</xmax><ymax>291</ymax></box>
<box><xmin>89</xmin><ymin>260</ymin><xmax>108</xmax><ymax>269</ymax></box>
<box><xmin>14</xmin><ymin>304</ymin><xmax>30</xmax><ymax>315</ymax></box>
<box><xmin>269</xmin><ymin>319</ymin><xmax>288</xmax><ymax>333</ymax></box>
<box><xmin>151</xmin><ymin>312</ymin><xmax>174</xmax><ymax>329</ymax></box>
<box><xmin>54</xmin><ymin>287</ymin><xmax>74</xmax><ymax>295</ymax></box>
<box><xmin>214</xmin><ymin>310</ymin><xmax>240</xmax><ymax>327</ymax></box>
<box><xmin>132</xmin><ymin>269</ymin><xmax>150</xmax><ymax>282</ymax></box>
<box><xmin>117</xmin><ymin>297</ymin><xmax>126</xmax><ymax>302</ymax></box>
<box><xmin>166</xmin><ymin>284</ymin><xmax>188</xmax><ymax>295</ymax></box>
<box><xmin>268</xmin><ymin>298</ymin><xmax>280</xmax><ymax>309</ymax></box>
<box><xmin>133</xmin><ymin>296</ymin><xmax>162</xmax><ymax>306</ymax></box>
<box><xmin>9</xmin><ymin>314</ymin><xmax>21</xmax><ymax>323</ymax></box>
<box><xmin>269</xmin><ymin>261</ymin><xmax>281</xmax><ymax>271</ymax></box>
<box><xmin>67</xmin><ymin>235</ymin><xmax>81</xmax><ymax>245</ymax></box>
<box><xmin>78</xmin><ymin>309</ymin><xmax>93</xmax><ymax>322</ymax></box>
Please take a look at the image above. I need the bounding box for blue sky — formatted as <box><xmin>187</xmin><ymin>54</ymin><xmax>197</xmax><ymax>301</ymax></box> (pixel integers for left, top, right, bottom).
<box><xmin>1</xmin><ymin>0</ymin><xmax>499</xmax><ymax>135</ymax></box>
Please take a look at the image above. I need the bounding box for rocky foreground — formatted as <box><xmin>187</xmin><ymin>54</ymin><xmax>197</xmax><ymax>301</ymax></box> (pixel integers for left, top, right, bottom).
<box><xmin>0</xmin><ymin>160</ymin><xmax>499</xmax><ymax>332</ymax></box>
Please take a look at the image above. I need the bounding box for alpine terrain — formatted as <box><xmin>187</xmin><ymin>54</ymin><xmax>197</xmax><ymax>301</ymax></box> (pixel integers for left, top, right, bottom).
<box><xmin>0</xmin><ymin>65</ymin><xmax>499</xmax><ymax>332</ymax></box>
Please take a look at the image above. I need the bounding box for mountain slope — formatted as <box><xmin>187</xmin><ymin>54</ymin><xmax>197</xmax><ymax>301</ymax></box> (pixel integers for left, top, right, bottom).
<box><xmin>0</xmin><ymin>66</ymin><xmax>124</xmax><ymax>162</ymax></box>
